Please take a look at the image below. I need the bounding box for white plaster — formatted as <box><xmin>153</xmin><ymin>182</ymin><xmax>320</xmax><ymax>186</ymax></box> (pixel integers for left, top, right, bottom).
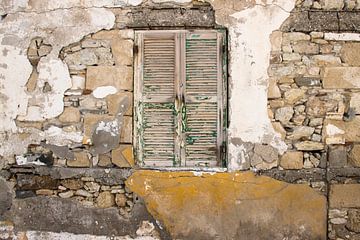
<box><xmin>0</xmin><ymin>45</ymin><xmax>32</xmax><ymax>132</ymax></box>
<box><xmin>326</xmin><ymin>124</ymin><xmax>345</xmax><ymax>136</ymax></box>
<box><xmin>95</xmin><ymin>120</ymin><xmax>120</xmax><ymax>136</ymax></box>
<box><xmin>93</xmin><ymin>86</ymin><xmax>118</xmax><ymax>98</ymax></box>
<box><xmin>226</xmin><ymin>1</ymin><xmax>295</xmax><ymax>170</ymax></box>
<box><xmin>324</xmin><ymin>33</ymin><xmax>360</xmax><ymax>42</ymax></box>
<box><xmin>21</xmin><ymin>231</ymin><xmax>159</xmax><ymax>240</ymax></box>
<box><xmin>15</xmin><ymin>155</ymin><xmax>46</xmax><ymax>166</ymax></box>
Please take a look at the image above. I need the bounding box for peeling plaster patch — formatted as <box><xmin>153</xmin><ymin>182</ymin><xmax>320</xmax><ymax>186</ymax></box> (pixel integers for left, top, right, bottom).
<box><xmin>15</xmin><ymin>155</ymin><xmax>46</xmax><ymax>166</ymax></box>
<box><xmin>0</xmin><ymin>45</ymin><xmax>32</xmax><ymax>132</ymax></box>
<box><xmin>92</xmin><ymin>86</ymin><xmax>117</xmax><ymax>98</ymax></box>
<box><xmin>226</xmin><ymin>1</ymin><xmax>295</xmax><ymax>169</ymax></box>
<box><xmin>23</xmin><ymin>231</ymin><xmax>159</xmax><ymax>240</ymax></box>
<box><xmin>95</xmin><ymin>120</ymin><xmax>120</xmax><ymax>137</ymax></box>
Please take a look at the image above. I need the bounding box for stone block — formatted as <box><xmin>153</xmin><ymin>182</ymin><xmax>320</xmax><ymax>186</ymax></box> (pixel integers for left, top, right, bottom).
<box><xmin>115</xmin><ymin>193</ymin><xmax>127</xmax><ymax>207</ymax></box>
<box><xmin>292</xmin><ymin>41</ymin><xmax>319</xmax><ymax>54</ymax></box>
<box><xmin>328</xmin><ymin>145</ymin><xmax>347</xmax><ymax>168</ymax></box>
<box><xmin>323</xmin><ymin>67</ymin><xmax>360</xmax><ymax>89</ymax></box>
<box><xmin>288</xmin><ymin>126</ymin><xmax>315</xmax><ymax>140</ymax></box>
<box><xmin>330</xmin><ymin>184</ymin><xmax>360</xmax><ymax>208</ymax></box>
<box><xmin>294</xmin><ymin>77</ymin><xmax>321</xmax><ymax>87</ymax></box>
<box><xmin>97</xmin><ymin>191</ymin><xmax>115</xmax><ymax>208</ymax></box>
<box><xmin>280</xmin><ymin>12</ymin><xmax>310</xmax><ymax>32</ymax></box>
<box><xmin>98</xmin><ymin>154</ymin><xmax>113</xmax><ymax>167</ymax></box>
<box><xmin>346</xmin><ymin>210</ymin><xmax>360</xmax><ymax>233</ymax></box>
<box><xmin>324</xmin><ymin>118</ymin><xmax>360</xmax><ymax>143</ymax></box>
<box><xmin>67</xmin><ymin>152</ymin><xmax>90</xmax><ymax>167</ymax></box>
<box><xmin>294</xmin><ymin>141</ymin><xmax>324</xmax><ymax>151</ymax></box>
<box><xmin>324</xmin><ymin>33</ymin><xmax>360</xmax><ymax>41</ymax></box>
<box><xmin>120</xmin><ymin>116</ymin><xmax>133</xmax><ymax>144</ymax></box>
<box><xmin>309</xmin><ymin>11</ymin><xmax>339</xmax><ymax>31</ymax></box>
<box><xmin>349</xmin><ymin>144</ymin><xmax>360</xmax><ymax>167</ymax></box>
<box><xmin>83</xmin><ymin>114</ymin><xmax>113</xmax><ymax>144</ymax></box>
<box><xmin>350</xmin><ymin>92</ymin><xmax>360</xmax><ymax>114</ymax></box>
<box><xmin>86</xmin><ymin>66</ymin><xmax>133</xmax><ymax>91</ymax></box>
<box><xmin>339</xmin><ymin>12</ymin><xmax>360</xmax><ymax>31</ymax></box>
<box><xmin>272</xmin><ymin>122</ymin><xmax>286</xmax><ymax>140</ymax></box>
<box><xmin>16</xmin><ymin>175</ymin><xmax>59</xmax><ymax>190</ymax></box>
<box><xmin>60</xmin><ymin>179</ymin><xmax>84</xmax><ymax>190</ymax></box>
<box><xmin>284</xmin><ymin>89</ymin><xmax>305</xmax><ymax>105</ymax></box>
<box><xmin>340</xmin><ymin>43</ymin><xmax>360</xmax><ymax>66</ymax></box>
<box><xmin>112</xmin><ymin>144</ymin><xmax>134</xmax><ymax>168</ymax></box>
<box><xmin>111</xmin><ymin>40</ymin><xmax>133</xmax><ymax>66</ymax></box>
<box><xmin>275</xmin><ymin>106</ymin><xmax>294</xmax><ymax>124</ymax></box>
<box><xmin>280</xmin><ymin>151</ymin><xmax>304</xmax><ymax>169</ymax></box>
<box><xmin>106</xmin><ymin>91</ymin><xmax>133</xmax><ymax>116</ymax></box>
<box><xmin>58</xmin><ymin>107</ymin><xmax>81</xmax><ymax>123</ymax></box>
<box><xmin>311</xmin><ymin>55</ymin><xmax>341</xmax><ymax>66</ymax></box>
<box><xmin>320</xmin><ymin>0</ymin><xmax>344</xmax><ymax>10</ymax></box>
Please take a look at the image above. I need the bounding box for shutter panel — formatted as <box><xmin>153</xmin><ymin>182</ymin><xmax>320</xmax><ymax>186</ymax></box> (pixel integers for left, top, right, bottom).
<box><xmin>135</xmin><ymin>32</ymin><xmax>179</xmax><ymax>167</ymax></box>
<box><xmin>183</xmin><ymin>31</ymin><xmax>225</xmax><ymax>167</ymax></box>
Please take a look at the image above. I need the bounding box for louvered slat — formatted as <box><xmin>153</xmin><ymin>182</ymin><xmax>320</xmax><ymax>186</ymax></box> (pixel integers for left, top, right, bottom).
<box><xmin>184</xmin><ymin>33</ymin><xmax>220</xmax><ymax>167</ymax></box>
<box><xmin>140</xmin><ymin>35</ymin><xmax>177</xmax><ymax>166</ymax></box>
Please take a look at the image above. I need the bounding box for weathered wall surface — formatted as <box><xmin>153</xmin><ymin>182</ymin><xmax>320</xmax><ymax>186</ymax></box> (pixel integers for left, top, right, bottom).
<box><xmin>1</xmin><ymin>0</ymin><xmax>360</xmax><ymax>239</ymax></box>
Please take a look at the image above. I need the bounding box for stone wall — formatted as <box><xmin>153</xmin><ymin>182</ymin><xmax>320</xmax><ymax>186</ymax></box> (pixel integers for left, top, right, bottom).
<box><xmin>1</xmin><ymin>0</ymin><xmax>360</xmax><ymax>239</ymax></box>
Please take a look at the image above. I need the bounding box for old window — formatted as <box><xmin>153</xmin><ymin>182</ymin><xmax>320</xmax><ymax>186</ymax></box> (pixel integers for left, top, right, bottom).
<box><xmin>134</xmin><ymin>30</ymin><xmax>227</xmax><ymax>168</ymax></box>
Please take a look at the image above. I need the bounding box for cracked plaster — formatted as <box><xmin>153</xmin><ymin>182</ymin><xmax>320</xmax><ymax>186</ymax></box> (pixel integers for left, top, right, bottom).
<box><xmin>0</xmin><ymin>0</ymin><xmax>296</xmax><ymax>170</ymax></box>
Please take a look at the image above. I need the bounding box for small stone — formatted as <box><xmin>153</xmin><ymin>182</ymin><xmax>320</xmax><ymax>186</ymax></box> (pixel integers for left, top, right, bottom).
<box><xmin>267</xmin><ymin>78</ymin><xmax>281</xmax><ymax>99</ymax></box>
<box><xmin>346</xmin><ymin>209</ymin><xmax>360</xmax><ymax>232</ymax></box>
<box><xmin>294</xmin><ymin>77</ymin><xmax>321</xmax><ymax>87</ymax></box>
<box><xmin>310</xmin><ymin>32</ymin><xmax>324</xmax><ymax>39</ymax></box>
<box><xmin>309</xmin><ymin>155</ymin><xmax>320</xmax><ymax>167</ymax></box>
<box><xmin>341</xmin><ymin>43</ymin><xmax>360</xmax><ymax>66</ymax></box>
<box><xmin>329</xmin><ymin>209</ymin><xmax>347</xmax><ymax>219</ymax></box>
<box><xmin>58</xmin><ymin>107</ymin><xmax>81</xmax><ymax>123</ymax></box>
<box><xmin>61</xmin><ymin>179</ymin><xmax>84</xmax><ymax>190</ymax></box>
<box><xmin>96</xmin><ymin>191</ymin><xmax>115</xmax><ymax>208</ymax></box>
<box><xmin>330</xmin><ymin>218</ymin><xmax>347</xmax><ymax>225</ymax></box>
<box><xmin>309</xmin><ymin>118</ymin><xmax>323</xmax><ymax>127</ymax></box>
<box><xmin>59</xmin><ymin>190</ymin><xmax>74</xmax><ymax>198</ymax></box>
<box><xmin>311</xmin><ymin>134</ymin><xmax>322</xmax><ymax>142</ymax></box>
<box><xmin>311</xmin><ymin>55</ymin><xmax>341</xmax><ymax>66</ymax></box>
<box><xmin>293</xmin><ymin>41</ymin><xmax>319</xmax><ymax>54</ymax></box>
<box><xmin>84</xmin><ymin>182</ymin><xmax>100</xmax><ymax>193</ymax></box>
<box><xmin>115</xmin><ymin>193</ymin><xmax>127</xmax><ymax>207</ymax></box>
<box><xmin>294</xmin><ymin>141</ymin><xmax>324</xmax><ymax>151</ymax></box>
<box><xmin>81</xmin><ymin>177</ymin><xmax>95</xmax><ymax>182</ymax></box>
<box><xmin>284</xmin><ymin>89</ymin><xmax>306</xmax><ymax>105</ymax></box>
<box><xmin>349</xmin><ymin>145</ymin><xmax>360</xmax><ymax>167</ymax></box>
<box><xmin>136</xmin><ymin>221</ymin><xmax>156</xmax><ymax>237</ymax></box>
<box><xmin>283</xmin><ymin>32</ymin><xmax>310</xmax><ymax>42</ymax></box>
<box><xmin>329</xmin><ymin>145</ymin><xmax>347</xmax><ymax>168</ymax></box>
<box><xmin>35</xmin><ymin>189</ymin><xmax>53</xmax><ymax>195</ymax></box>
<box><xmin>98</xmin><ymin>154</ymin><xmax>113</xmax><ymax>167</ymax></box>
<box><xmin>111</xmin><ymin>40</ymin><xmax>133</xmax><ymax>66</ymax></box>
<box><xmin>280</xmin><ymin>151</ymin><xmax>303</xmax><ymax>169</ymax></box>
<box><xmin>288</xmin><ymin>126</ymin><xmax>315</xmax><ymax>140</ymax></box>
<box><xmin>320</xmin><ymin>0</ymin><xmax>344</xmax><ymax>9</ymax></box>
<box><xmin>112</xmin><ymin>145</ymin><xmax>135</xmax><ymax>168</ymax></box>
<box><xmin>75</xmin><ymin>189</ymin><xmax>93</xmax><ymax>198</ymax></box>
<box><xmin>253</xmin><ymin>144</ymin><xmax>278</xmax><ymax>163</ymax></box>
<box><xmin>303</xmin><ymin>159</ymin><xmax>314</xmax><ymax>168</ymax></box>
<box><xmin>272</xmin><ymin>122</ymin><xmax>286</xmax><ymax>140</ymax></box>
<box><xmin>67</xmin><ymin>152</ymin><xmax>90</xmax><ymax>167</ymax></box>
<box><xmin>275</xmin><ymin>106</ymin><xmax>294</xmax><ymax>124</ymax></box>
<box><xmin>282</xmin><ymin>53</ymin><xmax>301</xmax><ymax>61</ymax></box>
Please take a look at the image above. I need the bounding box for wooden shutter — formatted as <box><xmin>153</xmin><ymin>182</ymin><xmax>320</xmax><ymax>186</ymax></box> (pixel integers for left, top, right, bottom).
<box><xmin>134</xmin><ymin>30</ymin><xmax>226</xmax><ymax>168</ymax></box>
<box><xmin>134</xmin><ymin>32</ymin><xmax>180</xmax><ymax>167</ymax></box>
<box><xmin>182</xmin><ymin>31</ymin><xmax>226</xmax><ymax>167</ymax></box>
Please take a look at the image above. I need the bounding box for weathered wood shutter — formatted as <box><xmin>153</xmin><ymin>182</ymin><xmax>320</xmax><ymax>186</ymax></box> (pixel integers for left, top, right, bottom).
<box><xmin>135</xmin><ymin>30</ymin><xmax>226</xmax><ymax>168</ymax></box>
<box><xmin>134</xmin><ymin>32</ymin><xmax>179</xmax><ymax>167</ymax></box>
<box><xmin>182</xmin><ymin>31</ymin><xmax>225</xmax><ymax>167</ymax></box>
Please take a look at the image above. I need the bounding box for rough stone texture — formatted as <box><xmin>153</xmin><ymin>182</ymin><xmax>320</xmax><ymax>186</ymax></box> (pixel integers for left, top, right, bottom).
<box><xmin>347</xmin><ymin>210</ymin><xmax>360</xmax><ymax>233</ymax></box>
<box><xmin>86</xmin><ymin>66</ymin><xmax>133</xmax><ymax>91</ymax></box>
<box><xmin>16</xmin><ymin>175</ymin><xmax>59</xmax><ymax>190</ymax></box>
<box><xmin>3</xmin><ymin>196</ymin><xmax>170</xmax><ymax>238</ymax></box>
<box><xmin>341</xmin><ymin>43</ymin><xmax>360</xmax><ymax>66</ymax></box>
<box><xmin>280</xmin><ymin>151</ymin><xmax>304</xmax><ymax>170</ymax></box>
<box><xmin>127</xmin><ymin>7</ymin><xmax>215</xmax><ymax>28</ymax></box>
<box><xmin>324</xmin><ymin>118</ymin><xmax>360</xmax><ymax>143</ymax></box>
<box><xmin>112</xmin><ymin>40</ymin><xmax>133</xmax><ymax>66</ymax></box>
<box><xmin>323</xmin><ymin>67</ymin><xmax>360</xmax><ymax>89</ymax></box>
<box><xmin>330</xmin><ymin>184</ymin><xmax>360</xmax><ymax>208</ymax></box>
<box><xmin>67</xmin><ymin>152</ymin><xmax>90</xmax><ymax>167</ymax></box>
<box><xmin>96</xmin><ymin>191</ymin><xmax>115</xmax><ymax>208</ymax></box>
<box><xmin>328</xmin><ymin>145</ymin><xmax>347</xmax><ymax>168</ymax></box>
<box><xmin>294</xmin><ymin>141</ymin><xmax>324</xmax><ymax>151</ymax></box>
<box><xmin>349</xmin><ymin>145</ymin><xmax>360</xmax><ymax>167</ymax></box>
<box><xmin>112</xmin><ymin>145</ymin><xmax>134</xmax><ymax>168</ymax></box>
<box><xmin>0</xmin><ymin>178</ymin><xmax>12</xmax><ymax>217</ymax></box>
<box><xmin>127</xmin><ymin>171</ymin><xmax>326</xmax><ymax>240</ymax></box>
<box><xmin>58</xmin><ymin>107</ymin><xmax>81</xmax><ymax>123</ymax></box>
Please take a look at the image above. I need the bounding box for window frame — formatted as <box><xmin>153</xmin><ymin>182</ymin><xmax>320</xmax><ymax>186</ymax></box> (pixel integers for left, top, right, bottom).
<box><xmin>133</xmin><ymin>29</ymin><xmax>228</xmax><ymax>169</ymax></box>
